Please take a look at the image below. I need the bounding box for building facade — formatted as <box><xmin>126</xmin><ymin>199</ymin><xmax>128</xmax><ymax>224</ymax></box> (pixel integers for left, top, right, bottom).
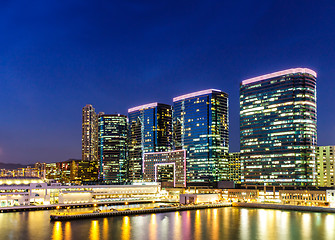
<box><xmin>81</xmin><ymin>104</ymin><xmax>99</xmax><ymax>182</ymax></box>
<box><xmin>98</xmin><ymin>114</ymin><xmax>128</xmax><ymax>184</ymax></box>
<box><xmin>0</xmin><ymin>178</ymin><xmax>161</xmax><ymax>206</ymax></box>
<box><xmin>228</xmin><ymin>152</ymin><xmax>241</xmax><ymax>184</ymax></box>
<box><xmin>240</xmin><ymin>68</ymin><xmax>317</xmax><ymax>186</ymax></box>
<box><xmin>128</xmin><ymin>103</ymin><xmax>172</xmax><ymax>182</ymax></box>
<box><xmin>173</xmin><ymin>89</ymin><xmax>229</xmax><ymax>185</ymax></box>
<box><xmin>143</xmin><ymin>150</ymin><xmax>186</xmax><ymax>187</ymax></box>
<box><xmin>316</xmin><ymin>146</ymin><xmax>335</xmax><ymax>187</ymax></box>
<box><xmin>82</xmin><ymin>104</ymin><xmax>99</xmax><ymax>162</ymax></box>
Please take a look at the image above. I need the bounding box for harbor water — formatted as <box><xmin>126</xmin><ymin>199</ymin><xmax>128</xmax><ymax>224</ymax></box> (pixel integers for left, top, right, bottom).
<box><xmin>0</xmin><ymin>205</ymin><xmax>334</xmax><ymax>240</ymax></box>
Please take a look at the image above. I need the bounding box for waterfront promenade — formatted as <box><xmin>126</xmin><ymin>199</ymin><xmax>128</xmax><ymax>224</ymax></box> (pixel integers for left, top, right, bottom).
<box><xmin>0</xmin><ymin>199</ymin><xmax>162</xmax><ymax>213</ymax></box>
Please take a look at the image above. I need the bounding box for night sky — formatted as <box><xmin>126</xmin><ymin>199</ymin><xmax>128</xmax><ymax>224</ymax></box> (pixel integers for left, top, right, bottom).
<box><xmin>1</xmin><ymin>1</ymin><xmax>335</xmax><ymax>164</ymax></box>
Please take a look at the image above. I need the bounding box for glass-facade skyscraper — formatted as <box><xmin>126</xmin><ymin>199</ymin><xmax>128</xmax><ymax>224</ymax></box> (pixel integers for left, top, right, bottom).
<box><xmin>128</xmin><ymin>103</ymin><xmax>172</xmax><ymax>182</ymax></box>
<box><xmin>240</xmin><ymin>68</ymin><xmax>317</xmax><ymax>186</ymax></box>
<box><xmin>173</xmin><ymin>89</ymin><xmax>229</xmax><ymax>185</ymax></box>
<box><xmin>98</xmin><ymin>114</ymin><xmax>128</xmax><ymax>184</ymax></box>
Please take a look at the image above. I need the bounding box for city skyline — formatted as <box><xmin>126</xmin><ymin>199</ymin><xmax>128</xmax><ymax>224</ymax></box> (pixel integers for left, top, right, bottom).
<box><xmin>1</xmin><ymin>1</ymin><xmax>335</xmax><ymax>164</ymax></box>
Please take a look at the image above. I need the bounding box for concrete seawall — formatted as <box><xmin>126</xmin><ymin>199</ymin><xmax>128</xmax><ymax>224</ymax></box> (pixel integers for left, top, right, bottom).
<box><xmin>232</xmin><ymin>202</ymin><xmax>335</xmax><ymax>213</ymax></box>
<box><xmin>50</xmin><ymin>203</ymin><xmax>232</xmax><ymax>221</ymax></box>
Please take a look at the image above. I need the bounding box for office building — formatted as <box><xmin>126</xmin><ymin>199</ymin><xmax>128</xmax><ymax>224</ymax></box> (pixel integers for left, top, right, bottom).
<box><xmin>143</xmin><ymin>149</ymin><xmax>186</xmax><ymax>187</ymax></box>
<box><xmin>316</xmin><ymin>146</ymin><xmax>335</xmax><ymax>187</ymax></box>
<box><xmin>128</xmin><ymin>103</ymin><xmax>172</xmax><ymax>182</ymax></box>
<box><xmin>240</xmin><ymin>68</ymin><xmax>317</xmax><ymax>186</ymax></box>
<box><xmin>228</xmin><ymin>152</ymin><xmax>241</xmax><ymax>184</ymax></box>
<box><xmin>173</xmin><ymin>89</ymin><xmax>229</xmax><ymax>185</ymax></box>
<box><xmin>98</xmin><ymin>114</ymin><xmax>128</xmax><ymax>184</ymax></box>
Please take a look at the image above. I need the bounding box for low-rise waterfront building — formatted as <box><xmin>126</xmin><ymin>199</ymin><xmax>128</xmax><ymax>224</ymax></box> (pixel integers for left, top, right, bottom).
<box><xmin>179</xmin><ymin>193</ymin><xmax>221</xmax><ymax>204</ymax></box>
<box><xmin>326</xmin><ymin>190</ymin><xmax>335</xmax><ymax>207</ymax></box>
<box><xmin>228</xmin><ymin>189</ymin><xmax>259</xmax><ymax>202</ymax></box>
<box><xmin>279</xmin><ymin>190</ymin><xmax>327</xmax><ymax>206</ymax></box>
<box><xmin>0</xmin><ymin>177</ymin><xmax>161</xmax><ymax>207</ymax></box>
<box><xmin>316</xmin><ymin>146</ymin><xmax>335</xmax><ymax>187</ymax></box>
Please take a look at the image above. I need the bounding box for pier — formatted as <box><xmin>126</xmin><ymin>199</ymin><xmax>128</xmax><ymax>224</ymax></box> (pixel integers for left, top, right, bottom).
<box><xmin>50</xmin><ymin>203</ymin><xmax>232</xmax><ymax>221</ymax></box>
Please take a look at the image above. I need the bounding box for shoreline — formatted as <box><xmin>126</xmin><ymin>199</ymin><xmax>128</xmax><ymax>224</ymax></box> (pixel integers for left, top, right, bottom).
<box><xmin>2</xmin><ymin>201</ymin><xmax>335</xmax><ymax>215</ymax></box>
<box><xmin>0</xmin><ymin>199</ymin><xmax>166</xmax><ymax>213</ymax></box>
<box><xmin>232</xmin><ymin>202</ymin><xmax>335</xmax><ymax>213</ymax></box>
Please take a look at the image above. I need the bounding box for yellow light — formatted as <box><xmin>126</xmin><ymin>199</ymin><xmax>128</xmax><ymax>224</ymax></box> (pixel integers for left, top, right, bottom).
<box><xmin>121</xmin><ymin>216</ymin><xmax>130</xmax><ymax>240</ymax></box>
<box><xmin>125</xmin><ymin>202</ymin><xmax>128</xmax><ymax>205</ymax></box>
<box><xmin>56</xmin><ymin>206</ymin><xmax>60</xmax><ymax>210</ymax></box>
<box><xmin>89</xmin><ymin>220</ymin><xmax>100</xmax><ymax>240</ymax></box>
<box><xmin>52</xmin><ymin>221</ymin><xmax>63</xmax><ymax>240</ymax></box>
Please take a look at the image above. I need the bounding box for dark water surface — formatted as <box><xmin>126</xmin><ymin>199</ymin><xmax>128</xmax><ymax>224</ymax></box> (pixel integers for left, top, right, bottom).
<box><xmin>0</xmin><ymin>206</ymin><xmax>334</xmax><ymax>240</ymax></box>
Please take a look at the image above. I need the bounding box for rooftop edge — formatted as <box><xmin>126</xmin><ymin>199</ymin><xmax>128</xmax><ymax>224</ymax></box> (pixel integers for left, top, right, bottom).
<box><xmin>242</xmin><ymin>68</ymin><xmax>317</xmax><ymax>85</ymax></box>
<box><xmin>128</xmin><ymin>102</ymin><xmax>158</xmax><ymax>113</ymax></box>
<box><xmin>173</xmin><ymin>89</ymin><xmax>222</xmax><ymax>102</ymax></box>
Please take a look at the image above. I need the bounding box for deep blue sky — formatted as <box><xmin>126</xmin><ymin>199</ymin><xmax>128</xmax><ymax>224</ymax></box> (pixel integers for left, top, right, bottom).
<box><xmin>1</xmin><ymin>1</ymin><xmax>335</xmax><ymax>164</ymax></box>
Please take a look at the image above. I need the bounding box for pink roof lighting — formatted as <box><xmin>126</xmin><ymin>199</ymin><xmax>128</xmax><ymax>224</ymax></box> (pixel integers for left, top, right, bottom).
<box><xmin>241</xmin><ymin>68</ymin><xmax>317</xmax><ymax>85</ymax></box>
<box><xmin>128</xmin><ymin>102</ymin><xmax>158</xmax><ymax>113</ymax></box>
<box><xmin>173</xmin><ymin>89</ymin><xmax>221</xmax><ymax>102</ymax></box>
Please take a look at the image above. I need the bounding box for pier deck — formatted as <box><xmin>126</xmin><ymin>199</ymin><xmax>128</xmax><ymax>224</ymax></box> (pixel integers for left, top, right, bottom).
<box><xmin>50</xmin><ymin>203</ymin><xmax>232</xmax><ymax>221</ymax></box>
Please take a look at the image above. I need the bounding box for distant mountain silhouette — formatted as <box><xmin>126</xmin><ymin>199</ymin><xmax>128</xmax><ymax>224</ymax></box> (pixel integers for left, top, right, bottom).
<box><xmin>0</xmin><ymin>159</ymin><xmax>82</xmax><ymax>170</ymax></box>
<box><xmin>0</xmin><ymin>162</ymin><xmax>29</xmax><ymax>170</ymax></box>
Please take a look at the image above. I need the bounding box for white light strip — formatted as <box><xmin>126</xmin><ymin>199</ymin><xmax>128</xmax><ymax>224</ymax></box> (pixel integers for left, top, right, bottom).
<box><xmin>242</xmin><ymin>68</ymin><xmax>317</xmax><ymax>85</ymax></box>
<box><xmin>173</xmin><ymin>89</ymin><xmax>221</xmax><ymax>102</ymax></box>
<box><xmin>143</xmin><ymin>149</ymin><xmax>185</xmax><ymax>156</ymax></box>
<box><xmin>128</xmin><ymin>102</ymin><xmax>158</xmax><ymax>113</ymax></box>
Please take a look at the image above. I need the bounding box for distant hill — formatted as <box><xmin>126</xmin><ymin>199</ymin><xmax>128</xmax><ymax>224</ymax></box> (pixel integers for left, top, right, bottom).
<box><xmin>0</xmin><ymin>162</ymin><xmax>28</xmax><ymax>170</ymax></box>
<box><xmin>0</xmin><ymin>159</ymin><xmax>82</xmax><ymax>170</ymax></box>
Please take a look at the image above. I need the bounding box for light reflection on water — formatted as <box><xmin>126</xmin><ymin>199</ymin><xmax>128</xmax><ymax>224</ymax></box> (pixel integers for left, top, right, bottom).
<box><xmin>195</xmin><ymin>210</ymin><xmax>201</xmax><ymax>240</ymax></box>
<box><xmin>0</xmin><ymin>206</ymin><xmax>335</xmax><ymax>239</ymax></box>
<box><xmin>64</xmin><ymin>222</ymin><xmax>72</xmax><ymax>240</ymax></box>
<box><xmin>301</xmin><ymin>213</ymin><xmax>312</xmax><ymax>239</ymax></box>
<box><xmin>121</xmin><ymin>216</ymin><xmax>130</xmax><ymax>240</ymax></box>
<box><xmin>240</xmin><ymin>208</ymin><xmax>249</xmax><ymax>240</ymax></box>
<box><xmin>52</xmin><ymin>221</ymin><xmax>62</xmax><ymax>240</ymax></box>
<box><xmin>89</xmin><ymin>220</ymin><xmax>100</xmax><ymax>240</ymax></box>
<box><xmin>173</xmin><ymin>211</ymin><xmax>181</xmax><ymax>240</ymax></box>
<box><xmin>102</xmin><ymin>218</ymin><xmax>108</xmax><ymax>240</ymax></box>
<box><xmin>149</xmin><ymin>214</ymin><xmax>156</xmax><ymax>240</ymax></box>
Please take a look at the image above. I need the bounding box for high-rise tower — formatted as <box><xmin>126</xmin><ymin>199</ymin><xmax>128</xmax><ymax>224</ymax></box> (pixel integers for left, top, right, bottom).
<box><xmin>173</xmin><ymin>89</ymin><xmax>229</xmax><ymax>185</ymax></box>
<box><xmin>240</xmin><ymin>68</ymin><xmax>317</xmax><ymax>186</ymax></box>
<box><xmin>82</xmin><ymin>104</ymin><xmax>98</xmax><ymax>162</ymax></box>
<box><xmin>98</xmin><ymin>114</ymin><xmax>128</xmax><ymax>184</ymax></box>
<box><xmin>128</xmin><ymin>103</ymin><xmax>172</xmax><ymax>182</ymax></box>
<box><xmin>81</xmin><ymin>104</ymin><xmax>99</xmax><ymax>182</ymax></box>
